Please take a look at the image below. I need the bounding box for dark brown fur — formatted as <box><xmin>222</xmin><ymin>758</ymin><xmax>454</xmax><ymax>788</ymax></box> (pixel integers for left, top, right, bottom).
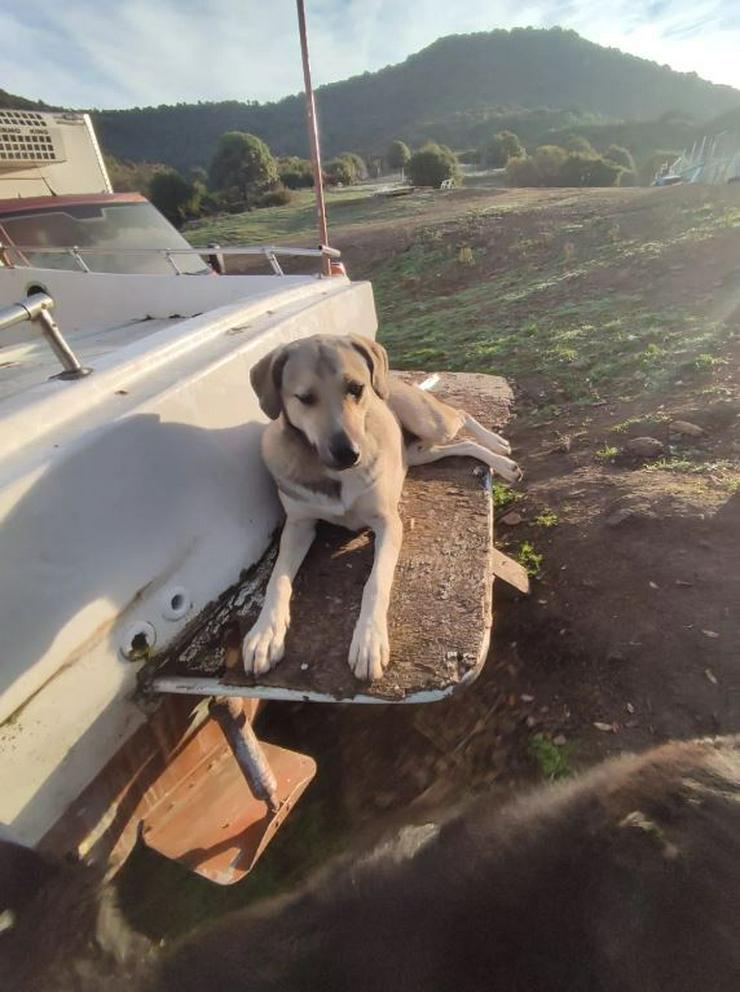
<box><xmin>0</xmin><ymin>849</ymin><xmax>151</xmax><ymax>992</ymax></box>
<box><xmin>153</xmin><ymin>736</ymin><xmax>740</xmax><ymax>992</ymax></box>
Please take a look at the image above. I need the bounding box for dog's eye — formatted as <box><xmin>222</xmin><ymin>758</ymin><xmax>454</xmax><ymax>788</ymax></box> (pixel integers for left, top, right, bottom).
<box><xmin>296</xmin><ymin>393</ymin><xmax>316</xmax><ymax>406</ymax></box>
<box><xmin>347</xmin><ymin>382</ymin><xmax>364</xmax><ymax>399</ymax></box>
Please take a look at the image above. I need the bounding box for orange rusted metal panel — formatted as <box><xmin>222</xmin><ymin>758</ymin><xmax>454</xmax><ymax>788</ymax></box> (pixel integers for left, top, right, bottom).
<box><xmin>141</xmin><ymin>741</ymin><xmax>315</xmax><ymax>884</ymax></box>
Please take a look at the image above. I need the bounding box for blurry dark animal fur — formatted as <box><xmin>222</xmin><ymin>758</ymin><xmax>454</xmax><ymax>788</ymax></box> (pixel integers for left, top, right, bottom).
<box><xmin>0</xmin><ymin>843</ymin><xmax>151</xmax><ymax>991</ymax></box>
<box><xmin>152</xmin><ymin>735</ymin><xmax>740</xmax><ymax>992</ymax></box>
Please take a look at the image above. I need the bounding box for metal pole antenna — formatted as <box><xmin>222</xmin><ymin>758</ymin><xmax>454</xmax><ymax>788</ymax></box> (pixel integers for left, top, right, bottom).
<box><xmin>296</xmin><ymin>0</ymin><xmax>331</xmax><ymax>275</ymax></box>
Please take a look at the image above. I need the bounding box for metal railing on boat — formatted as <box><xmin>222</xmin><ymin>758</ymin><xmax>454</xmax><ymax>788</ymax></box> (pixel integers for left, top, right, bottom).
<box><xmin>0</xmin><ymin>242</ymin><xmax>341</xmax><ymax>276</ymax></box>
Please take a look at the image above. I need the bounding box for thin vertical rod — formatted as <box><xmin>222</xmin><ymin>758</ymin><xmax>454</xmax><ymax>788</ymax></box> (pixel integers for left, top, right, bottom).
<box><xmin>296</xmin><ymin>0</ymin><xmax>331</xmax><ymax>275</ymax></box>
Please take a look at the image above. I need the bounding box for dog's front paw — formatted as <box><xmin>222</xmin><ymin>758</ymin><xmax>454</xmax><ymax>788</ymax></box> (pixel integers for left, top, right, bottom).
<box><xmin>492</xmin><ymin>454</ymin><xmax>523</xmax><ymax>484</ymax></box>
<box><xmin>242</xmin><ymin>613</ymin><xmax>289</xmax><ymax>676</ymax></box>
<box><xmin>348</xmin><ymin>616</ymin><xmax>390</xmax><ymax>682</ymax></box>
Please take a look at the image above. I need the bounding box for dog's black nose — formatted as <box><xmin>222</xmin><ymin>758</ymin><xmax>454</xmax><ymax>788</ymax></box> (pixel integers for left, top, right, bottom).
<box><xmin>329</xmin><ymin>433</ymin><xmax>360</xmax><ymax>469</ymax></box>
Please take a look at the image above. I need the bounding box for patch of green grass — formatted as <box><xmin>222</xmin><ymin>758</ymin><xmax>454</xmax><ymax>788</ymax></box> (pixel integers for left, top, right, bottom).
<box><xmin>693</xmin><ymin>352</ymin><xmax>729</xmax><ymax>370</ymax></box>
<box><xmin>529</xmin><ymin>733</ymin><xmax>572</xmax><ymax>780</ymax></box>
<box><xmin>645</xmin><ymin>455</ymin><xmax>738</xmax><ymax>475</ymax></box>
<box><xmin>595</xmin><ymin>445</ymin><xmax>619</xmax><ymax>463</ymax></box>
<box><xmin>644</xmin><ymin>455</ymin><xmax>739</xmax><ymax>493</ymax></box>
<box><xmin>184</xmin><ymin>187</ymin><xmax>442</xmax><ymax>246</ymax></box>
<box><xmin>491</xmin><ymin>480</ymin><xmax>521</xmax><ymax>512</ymax></box>
<box><xmin>517</xmin><ymin>540</ymin><xmax>544</xmax><ymax>579</ymax></box>
<box><xmin>534</xmin><ymin>509</ymin><xmax>559</xmax><ymax>528</ymax></box>
<box><xmin>610</xmin><ymin>416</ymin><xmax>642</xmax><ymax>433</ymax></box>
<box><xmin>700</xmin><ymin>385</ymin><xmax>734</xmax><ymax>398</ymax></box>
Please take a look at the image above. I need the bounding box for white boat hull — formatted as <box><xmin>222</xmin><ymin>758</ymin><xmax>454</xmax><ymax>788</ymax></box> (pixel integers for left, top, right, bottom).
<box><xmin>0</xmin><ymin>268</ymin><xmax>376</xmax><ymax>849</ymax></box>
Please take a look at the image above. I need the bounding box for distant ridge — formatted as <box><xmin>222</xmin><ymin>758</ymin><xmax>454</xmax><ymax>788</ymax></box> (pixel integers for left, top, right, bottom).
<box><xmin>4</xmin><ymin>28</ymin><xmax>740</xmax><ymax>171</ymax></box>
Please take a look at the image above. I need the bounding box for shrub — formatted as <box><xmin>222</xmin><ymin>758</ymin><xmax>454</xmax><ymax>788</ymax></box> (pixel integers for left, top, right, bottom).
<box><xmin>257</xmin><ymin>185</ymin><xmax>293</xmax><ymax>207</ymax></box>
<box><xmin>407</xmin><ymin>142</ymin><xmax>461</xmax><ymax>187</ymax></box>
<box><xmin>324</xmin><ymin>157</ymin><xmax>355</xmax><ymax>186</ymax></box>
<box><xmin>605</xmin><ymin>144</ymin><xmax>636</xmax><ymax>171</ymax></box>
<box><xmin>506</xmin><ymin>146</ymin><xmax>621</xmax><ymax>188</ymax></box>
<box><xmin>339</xmin><ymin>152</ymin><xmax>367</xmax><ymax>180</ymax></box>
<box><xmin>277</xmin><ymin>156</ymin><xmax>314</xmax><ymax>189</ymax></box>
<box><xmin>456</xmin><ymin>148</ymin><xmax>480</xmax><ymax>165</ymax></box>
<box><xmin>559</xmin><ymin>133</ymin><xmax>597</xmax><ymax>156</ymax></box>
<box><xmin>617</xmin><ymin>168</ymin><xmax>638</xmax><ymax>187</ymax></box>
<box><xmin>505</xmin><ymin>154</ymin><xmax>540</xmax><ymax>186</ymax></box>
<box><xmin>148</xmin><ymin>169</ymin><xmax>201</xmax><ymax>227</ymax></box>
<box><xmin>559</xmin><ymin>153</ymin><xmax>622</xmax><ymax>187</ymax></box>
<box><xmin>386</xmin><ymin>140</ymin><xmax>411</xmax><ymax>172</ymax></box>
<box><xmin>532</xmin><ymin>145</ymin><xmax>569</xmax><ymax>185</ymax></box>
<box><xmin>480</xmin><ymin>130</ymin><xmax>523</xmax><ymax>168</ymax></box>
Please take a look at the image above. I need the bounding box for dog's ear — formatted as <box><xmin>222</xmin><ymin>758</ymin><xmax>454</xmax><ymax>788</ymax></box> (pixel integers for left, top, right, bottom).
<box><xmin>349</xmin><ymin>335</ymin><xmax>389</xmax><ymax>400</ymax></box>
<box><xmin>250</xmin><ymin>345</ymin><xmax>290</xmax><ymax>419</ymax></box>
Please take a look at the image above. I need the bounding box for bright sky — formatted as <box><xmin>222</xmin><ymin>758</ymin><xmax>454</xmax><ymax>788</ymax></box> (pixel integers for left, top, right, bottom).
<box><xmin>1</xmin><ymin>0</ymin><xmax>738</xmax><ymax>109</ymax></box>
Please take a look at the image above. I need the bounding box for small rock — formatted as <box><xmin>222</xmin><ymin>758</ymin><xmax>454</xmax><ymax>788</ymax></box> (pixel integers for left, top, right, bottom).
<box><xmin>669</xmin><ymin>420</ymin><xmax>705</xmax><ymax>438</ymax></box>
<box><xmin>300</xmin><ymin>662</ymin><xmax>309</xmax><ymax>671</ymax></box>
<box><xmin>626</xmin><ymin>702</ymin><xmax>636</xmax><ymax>714</ymax></box>
<box><xmin>625</xmin><ymin>436</ymin><xmax>664</xmax><ymax>458</ymax></box>
<box><xmin>675</xmin><ymin>579</ymin><xmax>693</xmax><ymax>587</ymax></box>
<box><xmin>649</xmin><ymin>581</ymin><xmax>659</xmax><ymax>590</ymax></box>
<box><xmin>606</xmin><ymin>507</ymin><xmax>635</xmax><ymax>527</ymax></box>
<box><xmin>593</xmin><ymin>721</ymin><xmax>614</xmax><ymax>733</ymax></box>
<box><xmin>553</xmin><ymin>734</ymin><xmax>567</xmax><ymax>746</ymax></box>
<box><xmin>501</xmin><ymin>511</ymin><xmax>523</xmax><ymax>526</ymax></box>
<box><xmin>521</xmin><ymin>693</ymin><xmax>535</xmax><ymax>703</ymax></box>
<box><xmin>702</xmin><ymin>630</ymin><xmax>720</xmax><ymax>639</ymax></box>
<box><xmin>705</xmin><ymin>668</ymin><xmax>719</xmax><ymax>685</ymax></box>
<box><xmin>525</xmin><ymin>715</ymin><xmax>539</xmax><ymax>728</ymax></box>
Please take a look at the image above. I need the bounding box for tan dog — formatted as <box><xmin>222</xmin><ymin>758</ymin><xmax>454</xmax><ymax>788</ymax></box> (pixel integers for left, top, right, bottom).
<box><xmin>244</xmin><ymin>335</ymin><xmax>521</xmax><ymax>681</ymax></box>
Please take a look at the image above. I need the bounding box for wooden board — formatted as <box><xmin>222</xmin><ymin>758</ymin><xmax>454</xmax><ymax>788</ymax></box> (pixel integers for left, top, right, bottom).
<box><xmin>147</xmin><ymin>371</ymin><xmax>513</xmax><ymax>704</ymax></box>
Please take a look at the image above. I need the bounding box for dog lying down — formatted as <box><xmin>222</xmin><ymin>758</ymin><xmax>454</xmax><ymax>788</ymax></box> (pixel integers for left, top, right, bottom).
<box><xmin>152</xmin><ymin>735</ymin><xmax>740</xmax><ymax>992</ymax></box>
<box><xmin>243</xmin><ymin>334</ymin><xmax>522</xmax><ymax>681</ymax></box>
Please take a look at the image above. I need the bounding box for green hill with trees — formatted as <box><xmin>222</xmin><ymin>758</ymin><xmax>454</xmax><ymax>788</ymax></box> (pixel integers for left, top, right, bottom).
<box><xmin>86</xmin><ymin>28</ymin><xmax>740</xmax><ymax>172</ymax></box>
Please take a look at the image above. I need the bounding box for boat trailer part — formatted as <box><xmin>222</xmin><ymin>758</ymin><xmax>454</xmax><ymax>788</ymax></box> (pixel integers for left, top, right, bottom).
<box><xmin>0</xmin><ymin>292</ymin><xmax>91</xmax><ymax>379</ymax></box>
<box><xmin>208</xmin><ymin>696</ymin><xmax>280</xmax><ymax>813</ymax></box>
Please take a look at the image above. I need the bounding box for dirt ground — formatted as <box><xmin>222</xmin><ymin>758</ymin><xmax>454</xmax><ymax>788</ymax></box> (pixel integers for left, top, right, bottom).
<box><xmin>118</xmin><ymin>184</ymin><xmax>740</xmax><ymax>939</ymax></box>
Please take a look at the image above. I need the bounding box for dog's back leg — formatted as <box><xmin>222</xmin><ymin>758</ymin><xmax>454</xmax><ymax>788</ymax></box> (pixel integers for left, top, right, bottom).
<box><xmin>406</xmin><ymin>439</ymin><xmax>522</xmax><ymax>482</ymax></box>
<box><xmin>389</xmin><ymin>380</ymin><xmax>511</xmax><ymax>455</ymax></box>
<box><xmin>460</xmin><ymin>414</ymin><xmax>511</xmax><ymax>456</ymax></box>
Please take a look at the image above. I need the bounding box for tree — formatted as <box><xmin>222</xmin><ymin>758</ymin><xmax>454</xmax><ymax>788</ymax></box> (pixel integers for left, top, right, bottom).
<box><xmin>605</xmin><ymin>144</ymin><xmax>636</xmax><ymax>171</ymax></box>
<box><xmin>407</xmin><ymin>142</ymin><xmax>461</xmax><ymax>187</ymax></box>
<box><xmin>480</xmin><ymin>130</ymin><xmax>523</xmax><ymax>167</ymax></box>
<box><xmin>339</xmin><ymin>152</ymin><xmax>367</xmax><ymax>180</ymax></box>
<box><xmin>278</xmin><ymin>156</ymin><xmax>314</xmax><ymax>189</ymax></box>
<box><xmin>324</xmin><ymin>157</ymin><xmax>356</xmax><ymax>186</ymax></box>
<box><xmin>617</xmin><ymin>168</ymin><xmax>638</xmax><ymax>187</ymax></box>
<box><xmin>558</xmin><ymin>153</ymin><xmax>622</xmax><ymax>187</ymax></box>
<box><xmin>148</xmin><ymin>170</ymin><xmax>201</xmax><ymax>227</ymax></box>
<box><xmin>505</xmin><ymin>154</ymin><xmax>539</xmax><ymax>186</ymax></box>
<box><xmin>531</xmin><ymin>145</ymin><xmax>568</xmax><ymax>185</ymax></box>
<box><xmin>387</xmin><ymin>139</ymin><xmax>411</xmax><ymax>174</ymax></box>
<box><xmin>209</xmin><ymin>131</ymin><xmax>278</xmax><ymax>207</ymax></box>
<box><xmin>558</xmin><ymin>133</ymin><xmax>597</xmax><ymax>156</ymax></box>
<box><xmin>506</xmin><ymin>146</ymin><xmax>622</xmax><ymax>188</ymax></box>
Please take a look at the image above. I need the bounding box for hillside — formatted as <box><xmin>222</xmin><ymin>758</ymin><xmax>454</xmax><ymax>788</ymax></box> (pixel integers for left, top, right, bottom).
<box><xmin>0</xmin><ymin>88</ymin><xmax>49</xmax><ymax>111</ymax></box>
<box><xmin>91</xmin><ymin>27</ymin><xmax>740</xmax><ymax>172</ymax></box>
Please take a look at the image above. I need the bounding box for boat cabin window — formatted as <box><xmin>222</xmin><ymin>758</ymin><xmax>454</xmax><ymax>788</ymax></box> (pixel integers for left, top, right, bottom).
<box><xmin>0</xmin><ymin>201</ymin><xmax>209</xmax><ymax>275</ymax></box>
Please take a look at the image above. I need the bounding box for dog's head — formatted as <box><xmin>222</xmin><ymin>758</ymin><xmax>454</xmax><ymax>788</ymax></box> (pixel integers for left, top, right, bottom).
<box><xmin>250</xmin><ymin>334</ymin><xmax>389</xmax><ymax>470</ymax></box>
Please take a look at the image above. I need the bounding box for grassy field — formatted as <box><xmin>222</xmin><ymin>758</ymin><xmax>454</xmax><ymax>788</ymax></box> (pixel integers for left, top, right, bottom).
<box><xmin>184</xmin><ymin>185</ymin><xmax>442</xmax><ymax>244</ymax></box>
<box><xmin>122</xmin><ymin>182</ymin><xmax>740</xmax><ymax>942</ymax></box>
